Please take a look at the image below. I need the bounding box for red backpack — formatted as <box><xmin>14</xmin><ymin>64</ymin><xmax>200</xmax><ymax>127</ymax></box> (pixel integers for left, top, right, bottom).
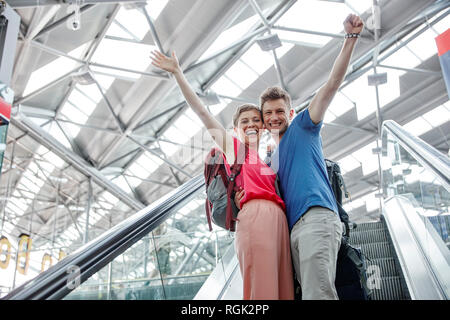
<box><xmin>204</xmin><ymin>145</ymin><xmax>248</xmax><ymax>231</ymax></box>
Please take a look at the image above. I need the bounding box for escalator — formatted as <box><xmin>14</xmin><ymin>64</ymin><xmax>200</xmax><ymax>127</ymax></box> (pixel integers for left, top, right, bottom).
<box><xmin>3</xmin><ymin>119</ymin><xmax>449</xmax><ymax>300</ymax></box>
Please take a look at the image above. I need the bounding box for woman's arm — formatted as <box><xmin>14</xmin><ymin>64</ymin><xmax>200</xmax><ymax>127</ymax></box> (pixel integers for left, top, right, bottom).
<box><xmin>151</xmin><ymin>51</ymin><xmax>235</xmax><ymax>163</ymax></box>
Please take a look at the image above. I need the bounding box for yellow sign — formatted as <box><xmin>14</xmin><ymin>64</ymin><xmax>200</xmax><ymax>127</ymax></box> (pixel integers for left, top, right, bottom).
<box><xmin>0</xmin><ymin>235</ymin><xmax>67</xmax><ymax>275</ymax></box>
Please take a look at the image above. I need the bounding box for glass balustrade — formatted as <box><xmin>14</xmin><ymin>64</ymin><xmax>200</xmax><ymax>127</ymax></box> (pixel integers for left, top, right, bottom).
<box><xmin>64</xmin><ymin>192</ymin><xmax>235</xmax><ymax>300</ymax></box>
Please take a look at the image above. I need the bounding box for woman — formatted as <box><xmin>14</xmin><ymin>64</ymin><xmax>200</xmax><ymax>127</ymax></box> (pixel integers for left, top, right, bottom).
<box><xmin>150</xmin><ymin>50</ymin><xmax>293</xmax><ymax>300</ymax></box>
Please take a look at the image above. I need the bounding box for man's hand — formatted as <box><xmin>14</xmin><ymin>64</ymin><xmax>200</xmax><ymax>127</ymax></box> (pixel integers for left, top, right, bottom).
<box><xmin>343</xmin><ymin>14</ymin><xmax>364</xmax><ymax>34</ymax></box>
<box><xmin>150</xmin><ymin>50</ymin><xmax>181</xmax><ymax>74</ymax></box>
<box><xmin>234</xmin><ymin>188</ymin><xmax>245</xmax><ymax>210</ymax></box>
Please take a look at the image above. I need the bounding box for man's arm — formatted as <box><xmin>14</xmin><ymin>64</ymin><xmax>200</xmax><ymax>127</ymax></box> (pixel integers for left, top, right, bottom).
<box><xmin>308</xmin><ymin>14</ymin><xmax>364</xmax><ymax>124</ymax></box>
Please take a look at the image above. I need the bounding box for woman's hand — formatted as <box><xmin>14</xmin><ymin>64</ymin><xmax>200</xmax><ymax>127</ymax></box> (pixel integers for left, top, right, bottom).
<box><xmin>234</xmin><ymin>188</ymin><xmax>245</xmax><ymax>210</ymax></box>
<box><xmin>150</xmin><ymin>50</ymin><xmax>181</xmax><ymax>74</ymax></box>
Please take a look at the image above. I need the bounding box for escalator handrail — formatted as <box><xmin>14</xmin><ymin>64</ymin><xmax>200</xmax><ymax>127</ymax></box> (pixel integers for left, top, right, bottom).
<box><xmin>3</xmin><ymin>174</ymin><xmax>205</xmax><ymax>300</ymax></box>
<box><xmin>382</xmin><ymin>120</ymin><xmax>450</xmax><ymax>190</ymax></box>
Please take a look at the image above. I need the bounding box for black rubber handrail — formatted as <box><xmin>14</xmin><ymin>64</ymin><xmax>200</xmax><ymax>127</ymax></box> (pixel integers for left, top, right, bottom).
<box><xmin>3</xmin><ymin>174</ymin><xmax>205</xmax><ymax>300</ymax></box>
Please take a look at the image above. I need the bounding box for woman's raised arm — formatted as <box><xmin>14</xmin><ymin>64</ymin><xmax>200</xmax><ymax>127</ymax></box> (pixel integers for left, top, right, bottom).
<box><xmin>150</xmin><ymin>50</ymin><xmax>234</xmax><ymax>162</ymax></box>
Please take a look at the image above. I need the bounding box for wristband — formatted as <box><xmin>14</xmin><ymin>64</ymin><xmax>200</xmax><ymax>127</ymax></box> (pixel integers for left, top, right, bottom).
<box><xmin>345</xmin><ymin>33</ymin><xmax>360</xmax><ymax>39</ymax></box>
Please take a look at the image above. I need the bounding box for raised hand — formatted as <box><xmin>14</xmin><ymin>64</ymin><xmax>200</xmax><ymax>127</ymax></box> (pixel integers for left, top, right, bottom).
<box><xmin>343</xmin><ymin>14</ymin><xmax>364</xmax><ymax>35</ymax></box>
<box><xmin>150</xmin><ymin>50</ymin><xmax>181</xmax><ymax>74</ymax></box>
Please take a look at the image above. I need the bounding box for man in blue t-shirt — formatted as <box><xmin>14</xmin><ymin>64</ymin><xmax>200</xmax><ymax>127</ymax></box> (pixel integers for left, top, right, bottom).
<box><xmin>260</xmin><ymin>14</ymin><xmax>364</xmax><ymax>300</ymax></box>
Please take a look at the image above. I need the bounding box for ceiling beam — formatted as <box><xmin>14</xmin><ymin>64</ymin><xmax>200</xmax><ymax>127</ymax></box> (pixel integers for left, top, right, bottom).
<box><xmin>10</xmin><ymin>112</ymin><xmax>146</xmax><ymax>211</ymax></box>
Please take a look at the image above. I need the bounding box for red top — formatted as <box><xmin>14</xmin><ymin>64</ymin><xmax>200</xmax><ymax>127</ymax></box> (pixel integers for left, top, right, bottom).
<box><xmin>223</xmin><ymin>137</ymin><xmax>285</xmax><ymax>211</ymax></box>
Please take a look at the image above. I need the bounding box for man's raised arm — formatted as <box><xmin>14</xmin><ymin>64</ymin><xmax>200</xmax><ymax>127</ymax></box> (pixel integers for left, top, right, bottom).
<box><xmin>308</xmin><ymin>14</ymin><xmax>364</xmax><ymax>124</ymax></box>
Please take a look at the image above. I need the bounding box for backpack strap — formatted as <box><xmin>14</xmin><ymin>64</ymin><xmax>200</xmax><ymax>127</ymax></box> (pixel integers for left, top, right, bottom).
<box><xmin>225</xmin><ymin>140</ymin><xmax>248</xmax><ymax>231</ymax></box>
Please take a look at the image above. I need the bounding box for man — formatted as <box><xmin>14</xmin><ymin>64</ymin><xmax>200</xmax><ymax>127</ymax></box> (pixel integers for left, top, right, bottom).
<box><xmin>260</xmin><ymin>14</ymin><xmax>364</xmax><ymax>300</ymax></box>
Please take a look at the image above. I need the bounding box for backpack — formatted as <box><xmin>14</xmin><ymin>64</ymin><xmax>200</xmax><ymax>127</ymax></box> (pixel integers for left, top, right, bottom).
<box><xmin>324</xmin><ymin>159</ymin><xmax>352</xmax><ymax>237</ymax></box>
<box><xmin>325</xmin><ymin>160</ymin><xmax>372</xmax><ymax>300</ymax></box>
<box><xmin>336</xmin><ymin>238</ymin><xmax>373</xmax><ymax>300</ymax></box>
<box><xmin>204</xmin><ymin>146</ymin><xmax>248</xmax><ymax>232</ymax></box>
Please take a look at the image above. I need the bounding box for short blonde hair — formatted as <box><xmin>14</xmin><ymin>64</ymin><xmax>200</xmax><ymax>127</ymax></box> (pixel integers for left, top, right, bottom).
<box><xmin>232</xmin><ymin>103</ymin><xmax>261</xmax><ymax>127</ymax></box>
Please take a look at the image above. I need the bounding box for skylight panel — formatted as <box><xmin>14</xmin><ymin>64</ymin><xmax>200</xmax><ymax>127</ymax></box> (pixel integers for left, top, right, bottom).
<box><xmin>157</xmin><ymin>140</ymin><xmax>179</xmax><ymax>158</ymax></box>
<box><xmin>48</xmin><ymin>122</ymin><xmax>72</xmax><ymax>150</ymax></box>
<box><xmin>147</xmin><ymin>0</ymin><xmax>169</xmax><ymax>20</ymax></box>
<box><xmin>105</xmin><ymin>21</ymin><xmax>136</xmax><ymax>40</ymax></box>
<box><xmin>100</xmin><ymin>192</ymin><xmax>119</xmax><ymax>207</ymax></box>
<box><xmin>224</xmin><ymin>60</ymin><xmax>259</xmax><ymax>91</ymax></box>
<box><xmin>403</xmin><ymin>117</ymin><xmax>433</xmax><ymax>136</ymax></box>
<box><xmin>199</xmin><ymin>15</ymin><xmax>260</xmax><ymax>60</ymax></box>
<box><xmin>164</xmin><ymin>125</ymin><xmax>187</xmax><ymax>145</ymax></box>
<box><xmin>76</xmin><ymin>83</ymin><xmax>103</xmax><ymax>103</ymax></box>
<box><xmin>340</xmin><ymin>70</ymin><xmax>377</xmax><ymax>120</ymax></box>
<box><xmin>323</xmin><ymin>110</ymin><xmax>336</xmax><ymax>123</ymax></box>
<box><xmin>376</xmin><ymin>68</ymin><xmax>401</xmax><ymax>108</ymax></box>
<box><xmin>422</xmin><ymin>104</ymin><xmax>450</xmax><ymax>128</ymax></box>
<box><xmin>381</xmin><ymin>45</ymin><xmax>422</xmax><ymax>73</ymax></box>
<box><xmin>406</xmin><ymin>28</ymin><xmax>439</xmax><ymax>62</ymax></box>
<box><xmin>344</xmin><ymin>0</ymin><xmax>373</xmax><ymax>15</ymax></box>
<box><xmin>209</xmin><ymin>99</ymin><xmax>229</xmax><ymax>116</ymax></box>
<box><xmin>184</xmin><ymin>109</ymin><xmax>203</xmax><ymax>126</ymax></box>
<box><xmin>112</xmin><ymin>7</ymin><xmax>149</xmax><ymax>40</ymax></box>
<box><xmin>278</xmin><ymin>0</ymin><xmax>348</xmax><ymax>34</ymax></box>
<box><xmin>9</xmin><ymin>198</ymin><xmax>28</xmax><ymax>212</ymax></box>
<box><xmin>338</xmin><ymin>154</ymin><xmax>360</xmax><ymax>174</ymax></box>
<box><xmin>91</xmin><ymin>39</ymin><xmax>155</xmax><ymax>80</ymax></box>
<box><xmin>128</xmin><ymin>161</ymin><xmax>150</xmax><ymax>180</ymax></box>
<box><xmin>351</xmin><ymin>141</ymin><xmax>378</xmax><ymax>176</ymax></box>
<box><xmin>210</xmin><ymin>75</ymin><xmax>242</xmax><ymax>97</ymax></box>
<box><xmin>276</xmin><ymin>43</ymin><xmax>295</xmax><ymax>58</ymax></box>
<box><xmin>360</xmin><ymin>191</ymin><xmax>379</xmax><ymax>212</ymax></box>
<box><xmin>328</xmin><ymin>92</ymin><xmax>354</xmax><ymax>117</ymax></box>
<box><xmin>112</xmin><ymin>176</ymin><xmax>133</xmax><ymax>195</ymax></box>
<box><xmin>68</xmin><ymin>90</ymin><xmax>97</xmax><ymax>117</ymax></box>
<box><xmin>41</xmin><ymin>151</ymin><xmax>64</xmax><ymax>168</ymax></box>
<box><xmin>431</xmin><ymin>14</ymin><xmax>450</xmax><ymax>35</ymax></box>
<box><xmin>276</xmin><ymin>30</ymin><xmax>331</xmax><ymax>47</ymax></box>
<box><xmin>61</xmin><ymin>102</ymin><xmax>88</xmax><ymax>127</ymax></box>
<box><xmin>240</xmin><ymin>44</ymin><xmax>273</xmax><ymax>75</ymax></box>
<box><xmin>173</xmin><ymin>114</ymin><xmax>201</xmax><ymax>138</ymax></box>
<box><xmin>23</xmin><ymin>44</ymin><xmax>87</xmax><ymax>96</ymax></box>
<box><xmin>19</xmin><ymin>176</ymin><xmax>40</xmax><ymax>193</ymax></box>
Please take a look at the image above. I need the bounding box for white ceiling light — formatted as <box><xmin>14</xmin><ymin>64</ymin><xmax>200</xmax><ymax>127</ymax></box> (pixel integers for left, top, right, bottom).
<box><xmin>256</xmin><ymin>33</ymin><xmax>282</xmax><ymax>51</ymax></box>
<box><xmin>71</xmin><ymin>68</ymin><xmax>96</xmax><ymax>85</ymax></box>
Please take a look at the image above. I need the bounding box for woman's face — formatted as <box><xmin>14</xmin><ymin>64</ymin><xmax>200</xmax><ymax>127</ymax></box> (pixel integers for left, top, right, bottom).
<box><xmin>234</xmin><ymin>109</ymin><xmax>264</xmax><ymax>149</ymax></box>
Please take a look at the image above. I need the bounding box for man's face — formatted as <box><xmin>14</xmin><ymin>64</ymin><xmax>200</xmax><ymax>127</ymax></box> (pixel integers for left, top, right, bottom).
<box><xmin>262</xmin><ymin>98</ymin><xmax>294</xmax><ymax>137</ymax></box>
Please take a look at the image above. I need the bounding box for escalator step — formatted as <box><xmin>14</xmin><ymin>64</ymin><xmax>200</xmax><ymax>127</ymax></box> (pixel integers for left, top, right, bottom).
<box><xmin>351</xmin><ymin>221</ymin><xmax>384</xmax><ymax>232</ymax></box>
<box><xmin>353</xmin><ymin>241</ymin><xmax>392</xmax><ymax>260</ymax></box>
<box><xmin>349</xmin><ymin>228</ymin><xmax>390</xmax><ymax>245</ymax></box>
<box><xmin>371</xmin><ymin>276</ymin><xmax>408</xmax><ymax>300</ymax></box>
<box><xmin>367</xmin><ymin>257</ymin><xmax>399</xmax><ymax>278</ymax></box>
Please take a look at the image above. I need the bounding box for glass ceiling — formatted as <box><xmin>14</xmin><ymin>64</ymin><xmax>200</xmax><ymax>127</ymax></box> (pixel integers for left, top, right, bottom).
<box><xmin>5</xmin><ymin>1</ymin><xmax>450</xmax><ymax>257</ymax></box>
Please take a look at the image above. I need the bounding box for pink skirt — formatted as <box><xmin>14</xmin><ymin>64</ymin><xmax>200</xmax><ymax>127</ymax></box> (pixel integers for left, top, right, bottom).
<box><xmin>235</xmin><ymin>199</ymin><xmax>294</xmax><ymax>300</ymax></box>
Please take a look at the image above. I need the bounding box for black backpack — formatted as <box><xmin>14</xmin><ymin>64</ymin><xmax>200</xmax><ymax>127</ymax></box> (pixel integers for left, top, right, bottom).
<box><xmin>324</xmin><ymin>160</ymin><xmax>372</xmax><ymax>300</ymax></box>
<box><xmin>325</xmin><ymin>159</ymin><xmax>352</xmax><ymax>238</ymax></box>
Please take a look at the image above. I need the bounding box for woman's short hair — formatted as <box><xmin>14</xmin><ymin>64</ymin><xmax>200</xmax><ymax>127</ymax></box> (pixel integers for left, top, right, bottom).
<box><xmin>259</xmin><ymin>86</ymin><xmax>291</xmax><ymax>112</ymax></box>
<box><xmin>232</xmin><ymin>103</ymin><xmax>261</xmax><ymax>127</ymax></box>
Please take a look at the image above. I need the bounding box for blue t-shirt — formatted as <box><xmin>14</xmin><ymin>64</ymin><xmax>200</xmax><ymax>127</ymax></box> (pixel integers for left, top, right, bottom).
<box><xmin>271</xmin><ymin>108</ymin><xmax>338</xmax><ymax>230</ymax></box>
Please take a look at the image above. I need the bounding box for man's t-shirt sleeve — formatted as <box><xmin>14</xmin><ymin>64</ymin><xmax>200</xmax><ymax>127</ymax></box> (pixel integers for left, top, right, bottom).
<box><xmin>293</xmin><ymin>108</ymin><xmax>322</xmax><ymax>134</ymax></box>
